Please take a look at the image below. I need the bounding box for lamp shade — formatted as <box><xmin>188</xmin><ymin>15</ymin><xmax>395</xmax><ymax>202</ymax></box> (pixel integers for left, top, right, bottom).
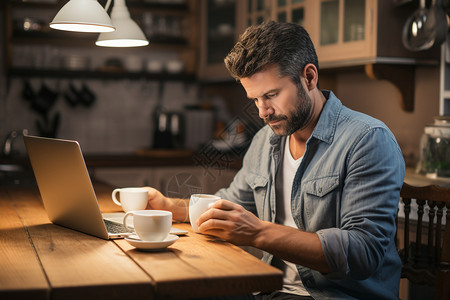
<box><xmin>96</xmin><ymin>0</ymin><xmax>149</xmax><ymax>47</ymax></box>
<box><xmin>50</xmin><ymin>0</ymin><xmax>115</xmax><ymax>33</ymax></box>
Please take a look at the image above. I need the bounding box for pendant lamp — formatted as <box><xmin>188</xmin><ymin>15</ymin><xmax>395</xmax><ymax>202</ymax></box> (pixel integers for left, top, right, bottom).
<box><xmin>50</xmin><ymin>0</ymin><xmax>115</xmax><ymax>33</ymax></box>
<box><xmin>96</xmin><ymin>0</ymin><xmax>149</xmax><ymax>47</ymax></box>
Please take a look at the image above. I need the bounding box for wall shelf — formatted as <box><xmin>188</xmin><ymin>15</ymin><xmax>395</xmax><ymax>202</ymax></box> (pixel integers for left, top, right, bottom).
<box><xmin>7</xmin><ymin>68</ymin><xmax>196</xmax><ymax>81</ymax></box>
<box><xmin>3</xmin><ymin>0</ymin><xmax>198</xmax><ymax>80</ymax></box>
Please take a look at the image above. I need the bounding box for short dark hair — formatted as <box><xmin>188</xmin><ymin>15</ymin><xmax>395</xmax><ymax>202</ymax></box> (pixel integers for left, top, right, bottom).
<box><xmin>224</xmin><ymin>21</ymin><xmax>318</xmax><ymax>87</ymax></box>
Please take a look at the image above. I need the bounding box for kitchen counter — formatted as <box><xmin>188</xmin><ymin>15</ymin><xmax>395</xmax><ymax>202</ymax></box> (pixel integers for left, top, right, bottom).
<box><xmin>405</xmin><ymin>168</ymin><xmax>450</xmax><ymax>187</ymax></box>
<box><xmin>86</xmin><ymin>150</ymin><xmax>196</xmax><ymax>168</ymax></box>
<box><xmin>0</xmin><ymin>149</ymin><xmax>243</xmax><ymax>188</ymax></box>
<box><xmin>1</xmin><ymin>148</ymin><xmax>244</xmax><ymax>169</ymax></box>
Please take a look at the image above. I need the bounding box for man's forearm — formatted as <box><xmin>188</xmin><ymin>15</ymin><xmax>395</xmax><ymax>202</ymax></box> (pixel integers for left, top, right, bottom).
<box><xmin>254</xmin><ymin>221</ymin><xmax>331</xmax><ymax>273</ymax></box>
<box><xmin>168</xmin><ymin>198</ymin><xmax>190</xmax><ymax>222</ymax></box>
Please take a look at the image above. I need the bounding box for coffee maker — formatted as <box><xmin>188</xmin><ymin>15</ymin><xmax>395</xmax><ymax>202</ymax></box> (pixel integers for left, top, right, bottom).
<box><xmin>152</xmin><ymin>106</ymin><xmax>184</xmax><ymax>149</ymax></box>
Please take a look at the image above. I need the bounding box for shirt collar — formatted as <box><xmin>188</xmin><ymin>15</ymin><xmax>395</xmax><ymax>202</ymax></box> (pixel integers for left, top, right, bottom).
<box><xmin>310</xmin><ymin>90</ymin><xmax>342</xmax><ymax>145</ymax></box>
<box><xmin>268</xmin><ymin>90</ymin><xmax>342</xmax><ymax>147</ymax></box>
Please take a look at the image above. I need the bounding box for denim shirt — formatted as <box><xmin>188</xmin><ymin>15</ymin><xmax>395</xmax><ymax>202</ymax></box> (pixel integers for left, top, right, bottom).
<box><xmin>216</xmin><ymin>91</ymin><xmax>405</xmax><ymax>300</ymax></box>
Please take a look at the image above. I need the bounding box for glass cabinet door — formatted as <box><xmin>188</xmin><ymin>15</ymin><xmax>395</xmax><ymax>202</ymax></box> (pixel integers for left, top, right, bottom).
<box><xmin>291</xmin><ymin>0</ymin><xmax>305</xmax><ymax>26</ymax></box>
<box><xmin>315</xmin><ymin>0</ymin><xmax>375</xmax><ymax>66</ymax></box>
<box><xmin>276</xmin><ymin>0</ymin><xmax>305</xmax><ymax>25</ymax></box>
<box><xmin>247</xmin><ymin>0</ymin><xmax>270</xmax><ymax>25</ymax></box>
<box><xmin>206</xmin><ymin>0</ymin><xmax>236</xmax><ymax>66</ymax></box>
<box><xmin>199</xmin><ymin>0</ymin><xmax>246</xmax><ymax>79</ymax></box>
<box><xmin>319</xmin><ymin>0</ymin><xmax>366</xmax><ymax>47</ymax></box>
<box><xmin>343</xmin><ymin>0</ymin><xmax>366</xmax><ymax>42</ymax></box>
<box><xmin>320</xmin><ymin>0</ymin><xmax>339</xmax><ymax>45</ymax></box>
<box><xmin>246</xmin><ymin>0</ymin><xmax>305</xmax><ymax>26</ymax></box>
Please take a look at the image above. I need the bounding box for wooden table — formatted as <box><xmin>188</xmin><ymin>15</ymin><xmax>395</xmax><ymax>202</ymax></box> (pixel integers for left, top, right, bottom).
<box><xmin>0</xmin><ymin>184</ymin><xmax>282</xmax><ymax>300</ymax></box>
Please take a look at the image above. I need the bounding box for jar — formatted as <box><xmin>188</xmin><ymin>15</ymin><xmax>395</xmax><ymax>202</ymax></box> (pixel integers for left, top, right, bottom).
<box><xmin>417</xmin><ymin>116</ymin><xmax>450</xmax><ymax>178</ymax></box>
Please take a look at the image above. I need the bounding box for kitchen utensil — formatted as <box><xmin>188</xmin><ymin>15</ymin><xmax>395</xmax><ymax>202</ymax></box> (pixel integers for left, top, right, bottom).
<box><xmin>31</xmin><ymin>82</ymin><xmax>58</xmax><ymax>117</ymax></box>
<box><xmin>61</xmin><ymin>55</ymin><xmax>91</xmax><ymax>71</ymax></box>
<box><xmin>417</xmin><ymin>116</ymin><xmax>450</xmax><ymax>177</ymax></box>
<box><xmin>166</xmin><ymin>60</ymin><xmax>184</xmax><ymax>73</ymax></box>
<box><xmin>36</xmin><ymin>112</ymin><xmax>61</xmax><ymax>138</ymax></box>
<box><xmin>64</xmin><ymin>82</ymin><xmax>96</xmax><ymax>107</ymax></box>
<box><xmin>402</xmin><ymin>0</ymin><xmax>448</xmax><ymax>51</ymax></box>
<box><xmin>79</xmin><ymin>83</ymin><xmax>96</xmax><ymax>107</ymax></box>
<box><xmin>22</xmin><ymin>80</ymin><xmax>35</xmax><ymax>102</ymax></box>
<box><xmin>64</xmin><ymin>83</ymin><xmax>79</xmax><ymax>107</ymax></box>
<box><xmin>146</xmin><ymin>60</ymin><xmax>163</xmax><ymax>72</ymax></box>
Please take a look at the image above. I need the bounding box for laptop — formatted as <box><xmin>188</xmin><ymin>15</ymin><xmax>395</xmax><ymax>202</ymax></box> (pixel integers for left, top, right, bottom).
<box><xmin>23</xmin><ymin>135</ymin><xmax>187</xmax><ymax>240</ymax></box>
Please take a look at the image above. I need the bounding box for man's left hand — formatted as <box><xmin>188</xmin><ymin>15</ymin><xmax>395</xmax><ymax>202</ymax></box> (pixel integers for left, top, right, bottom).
<box><xmin>196</xmin><ymin>199</ymin><xmax>264</xmax><ymax>246</ymax></box>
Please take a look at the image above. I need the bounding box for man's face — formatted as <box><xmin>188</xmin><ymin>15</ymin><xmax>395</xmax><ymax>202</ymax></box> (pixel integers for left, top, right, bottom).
<box><xmin>241</xmin><ymin>65</ymin><xmax>312</xmax><ymax>136</ymax></box>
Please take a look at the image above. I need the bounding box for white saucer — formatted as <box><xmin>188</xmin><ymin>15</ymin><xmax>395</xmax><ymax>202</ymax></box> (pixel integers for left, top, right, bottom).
<box><xmin>125</xmin><ymin>234</ymin><xmax>179</xmax><ymax>251</ymax></box>
<box><xmin>170</xmin><ymin>227</ymin><xmax>188</xmax><ymax>236</ymax></box>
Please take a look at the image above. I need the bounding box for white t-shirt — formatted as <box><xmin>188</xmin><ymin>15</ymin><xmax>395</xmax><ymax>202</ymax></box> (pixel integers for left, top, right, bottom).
<box><xmin>274</xmin><ymin>136</ymin><xmax>310</xmax><ymax>296</ymax></box>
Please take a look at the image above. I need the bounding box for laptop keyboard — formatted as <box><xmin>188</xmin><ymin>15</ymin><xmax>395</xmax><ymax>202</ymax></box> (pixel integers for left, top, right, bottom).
<box><xmin>104</xmin><ymin>219</ymin><xmax>129</xmax><ymax>234</ymax></box>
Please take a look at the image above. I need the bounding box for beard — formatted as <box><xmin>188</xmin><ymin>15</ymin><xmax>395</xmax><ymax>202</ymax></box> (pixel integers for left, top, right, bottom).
<box><xmin>264</xmin><ymin>84</ymin><xmax>312</xmax><ymax>136</ymax></box>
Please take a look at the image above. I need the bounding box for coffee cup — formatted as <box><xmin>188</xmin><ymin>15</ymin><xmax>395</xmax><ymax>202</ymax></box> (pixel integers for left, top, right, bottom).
<box><xmin>123</xmin><ymin>210</ymin><xmax>172</xmax><ymax>241</ymax></box>
<box><xmin>112</xmin><ymin>187</ymin><xmax>148</xmax><ymax>212</ymax></box>
<box><xmin>189</xmin><ymin>194</ymin><xmax>221</xmax><ymax>232</ymax></box>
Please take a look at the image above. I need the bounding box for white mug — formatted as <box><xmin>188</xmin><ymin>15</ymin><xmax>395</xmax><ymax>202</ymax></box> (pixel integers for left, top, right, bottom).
<box><xmin>123</xmin><ymin>210</ymin><xmax>172</xmax><ymax>241</ymax></box>
<box><xmin>112</xmin><ymin>187</ymin><xmax>148</xmax><ymax>212</ymax></box>
<box><xmin>189</xmin><ymin>194</ymin><xmax>220</xmax><ymax>232</ymax></box>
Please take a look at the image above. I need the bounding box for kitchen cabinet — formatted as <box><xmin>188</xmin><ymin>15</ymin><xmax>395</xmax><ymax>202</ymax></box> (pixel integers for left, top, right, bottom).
<box><xmin>310</xmin><ymin>0</ymin><xmax>439</xmax><ymax>68</ymax></box>
<box><xmin>2</xmin><ymin>0</ymin><xmax>198</xmax><ymax>81</ymax></box>
<box><xmin>198</xmin><ymin>0</ymin><xmax>247</xmax><ymax>81</ymax></box>
<box><xmin>246</xmin><ymin>0</ymin><xmax>439</xmax><ymax>68</ymax></box>
<box><xmin>245</xmin><ymin>0</ymin><xmax>441</xmax><ymax>112</ymax></box>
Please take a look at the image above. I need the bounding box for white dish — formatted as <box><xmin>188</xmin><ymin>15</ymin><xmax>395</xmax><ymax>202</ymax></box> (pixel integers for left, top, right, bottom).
<box><xmin>165</xmin><ymin>60</ymin><xmax>184</xmax><ymax>73</ymax></box>
<box><xmin>170</xmin><ymin>227</ymin><xmax>188</xmax><ymax>236</ymax></box>
<box><xmin>125</xmin><ymin>234</ymin><xmax>179</xmax><ymax>251</ymax></box>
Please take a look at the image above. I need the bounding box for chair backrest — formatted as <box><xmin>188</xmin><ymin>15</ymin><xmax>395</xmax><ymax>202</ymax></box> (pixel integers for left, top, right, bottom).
<box><xmin>397</xmin><ymin>182</ymin><xmax>450</xmax><ymax>300</ymax></box>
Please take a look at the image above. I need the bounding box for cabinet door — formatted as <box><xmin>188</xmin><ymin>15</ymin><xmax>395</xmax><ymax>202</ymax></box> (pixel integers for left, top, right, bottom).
<box><xmin>246</xmin><ymin>0</ymin><xmax>270</xmax><ymax>25</ymax></box>
<box><xmin>313</xmin><ymin>0</ymin><xmax>377</xmax><ymax>68</ymax></box>
<box><xmin>198</xmin><ymin>0</ymin><xmax>246</xmax><ymax>80</ymax></box>
<box><xmin>271</xmin><ymin>0</ymin><xmax>306</xmax><ymax>25</ymax></box>
<box><xmin>246</xmin><ymin>0</ymin><xmax>306</xmax><ymax>26</ymax></box>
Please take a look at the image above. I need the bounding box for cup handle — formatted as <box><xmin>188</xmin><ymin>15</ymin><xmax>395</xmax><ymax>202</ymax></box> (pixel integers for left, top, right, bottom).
<box><xmin>123</xmin><ymin>211</ymin><xmax>135</xmax><ymax>233</ymax></box>
<box><xmin>112</xmin><ymin>189</ymin><xmax>122</xmax><ymax>206</ymax></box>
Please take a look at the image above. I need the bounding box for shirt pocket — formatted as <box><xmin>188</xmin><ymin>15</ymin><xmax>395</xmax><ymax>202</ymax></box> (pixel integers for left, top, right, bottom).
<box><xmin>301</xmin><ymin>175</ymin><xmax>340</xmax><ymax>228</ymax></box>
<box><xmin>247</xmin><ymin>173</ymin><xmax>269</xmax><ymax>219</ymax></box>
<box><xmin>247</xmin><ymin>173</ymin><xmax>269</xmax><ymax>190</ymax></box>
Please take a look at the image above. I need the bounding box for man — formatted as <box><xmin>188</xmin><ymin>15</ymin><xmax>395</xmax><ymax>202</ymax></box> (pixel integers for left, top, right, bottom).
<box><xmin>146</xmin><ymin>22</ymin><xmax>405</xmax><ymax>299</ymax></box>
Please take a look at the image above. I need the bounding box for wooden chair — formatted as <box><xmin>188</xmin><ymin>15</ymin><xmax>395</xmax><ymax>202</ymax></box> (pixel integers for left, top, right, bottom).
<box><xmin>397</xmin><ymin>182</ymin><xmax>450</xmax><ymax>300</ymax></box>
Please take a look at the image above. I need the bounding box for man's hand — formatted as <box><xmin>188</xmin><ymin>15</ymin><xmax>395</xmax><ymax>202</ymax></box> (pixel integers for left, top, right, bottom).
<box><xmin>144</xmin><ymin>187</ymin><xmax>167</xmax><ymax>210</ymax></box>
<box><xmin>197</xmin><ymin>199</ymin><xmax>330</xmax><ymax>273</ymax></box>
<box><xmin>144</xmin><ymin>187</ymin><xmax>189</xmax><ymax>222</ymax></box>
<box><xmin>196</xmin><ymin>199</ymin><xmax>265</xmax><ymax>246</ymax></box>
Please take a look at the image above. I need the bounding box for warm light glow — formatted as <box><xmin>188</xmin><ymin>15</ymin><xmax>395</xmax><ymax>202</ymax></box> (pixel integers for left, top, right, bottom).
<box><xmin>50</xmin><ymin>23</ymin><xmax>115</xmax><ymax>33</ymax></box>
<box><xmin>96</xmin><ymin>39</ymin><xmax>149</xmax><ymax>47</ymax></box>
<box><xmin>412</xmin><ymin>21</ymin><xmax>418</xmax><ymax>37</ymax></box>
